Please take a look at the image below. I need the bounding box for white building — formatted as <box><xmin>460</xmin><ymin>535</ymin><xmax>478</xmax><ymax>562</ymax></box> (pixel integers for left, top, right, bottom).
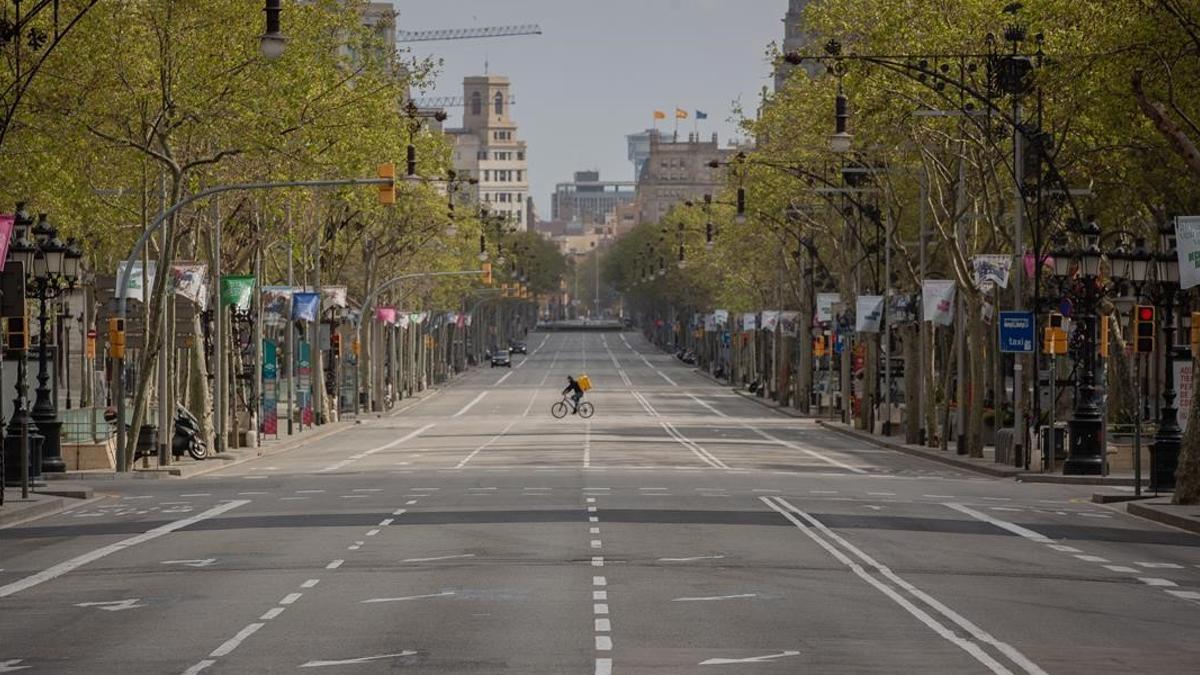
<box><xmin>447</xmin><ymin>75</ymin><xmax>530</xmax><ymax>230</ymax></box>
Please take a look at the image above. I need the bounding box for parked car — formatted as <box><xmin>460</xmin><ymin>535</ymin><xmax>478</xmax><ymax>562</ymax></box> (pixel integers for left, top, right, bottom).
<box><xmin>509</xmin><ymin>340</ymin><xmax>527</xmax><ymax>355</ymax></box>
<box><xmin>490</xmin><ymin>350</ymin><xmax>512</xmax><ymax>368</ymax></box>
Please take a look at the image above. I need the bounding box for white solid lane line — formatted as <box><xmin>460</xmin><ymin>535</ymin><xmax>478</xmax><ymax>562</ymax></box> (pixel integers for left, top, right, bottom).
<box><xmin>452</xmin><ymin>391</ymin><xmax>488</xmax><ymax>417</ymax></box>
<box><xmin>747</xmin><ymin>425</ymin><xmax>867</xmax><ymax>474</ymax></box>
<box><xmin>361</xmin><ymin>592</ymin><xmax>455</xmax><ymax>603</ymax></box>
<box><xmin>687</xmin><ymin>393</ymin><xmax>729</xmax><ymax>418</ymax></box>
<box><xmin>1</xmin><ymin>500</ymin><xmax>250</xmax><ymax>599</ymax></box>
<box><xmin>455</xmin><ymin>420</ymin><xmax>518</xmax><ymax>469</ymax></box>
<box><xmin>660</xmin><ymin>421</ymin><xmax>729</xmax><ymax>469</ymax></box>
<box><xmin>764</xmin><ymin>497</ymin><xmax>1046</xmax><ymax>675</ymax></box>
<box><xmin>944</xmin><ymin>503</ymin><xmax>1052</xmax><ymax>543</ymax></box>
<box><xmin>671</xmin><ymin>593</ymin><xmax>757</xmax><ymax>602</ymax></box>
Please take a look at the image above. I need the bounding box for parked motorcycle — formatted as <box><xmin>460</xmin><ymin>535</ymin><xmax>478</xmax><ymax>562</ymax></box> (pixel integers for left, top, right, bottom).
<box><xmin>106</xmin><ymin>404</ymin><xmax>209</xmax><ymax>461</ymax></box>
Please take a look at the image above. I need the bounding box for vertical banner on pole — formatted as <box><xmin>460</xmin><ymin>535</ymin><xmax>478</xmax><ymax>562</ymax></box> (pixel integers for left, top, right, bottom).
<box><xmin>297</xmin><ymin>342</ymin><xmax>313</xmax><ymax>426</ymax></box>
<box><xmin>262</xmin><ymin>340</ymin><xmax>278</xmax><ymax>436</ymax></box>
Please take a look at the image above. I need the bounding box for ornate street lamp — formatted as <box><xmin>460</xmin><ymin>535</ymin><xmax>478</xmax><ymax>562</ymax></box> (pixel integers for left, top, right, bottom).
<box><xmin>26</xmin><ymin>214</ymin><xmax>77</xmax><ymax>473</ymax></box>
<box><xmin>2</xmin><ymin>205</ymin><xmax>44</xmax><ymax>486</ymax></box>
<box><xmin>260</xmin><ymin>0</ymin><xmax>287</xmax><ymax>60</ymax></box>
<box><xmin>1061</xmin><ymin>220</ymin><xmax>1105</xmax><ymax>476</ymax></box>
<box><xmin>1151</xmin><ymin>221</ymin><xmax>1182</xmax><ymax>491</ymax></box>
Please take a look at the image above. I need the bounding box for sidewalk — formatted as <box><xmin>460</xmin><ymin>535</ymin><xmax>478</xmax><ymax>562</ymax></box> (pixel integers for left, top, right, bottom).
<box><xmin>816</xmin><ymin>420</ymin><xmax>1025</xmax><ymax>479</ymax></box>
<box><xmin>44</xmin><ymin>383</ymin><xmax>449</xmax><ymax>481</ymax></box>
<box><xmin>1125</xmin><ymin>499</ymin><xmax>1200</xmax><ymax>536</ymax></box>
<box><xmin>1</xmin><ymin>482</ymin><xmax>96</xmax><ymax>528</ymax></box>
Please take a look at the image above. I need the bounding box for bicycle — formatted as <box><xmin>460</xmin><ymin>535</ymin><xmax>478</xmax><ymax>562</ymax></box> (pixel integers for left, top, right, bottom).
<box><xmin>551</xmin><ymin>395</ymin><xmax>594</xmax><ymax>419</ymax></box>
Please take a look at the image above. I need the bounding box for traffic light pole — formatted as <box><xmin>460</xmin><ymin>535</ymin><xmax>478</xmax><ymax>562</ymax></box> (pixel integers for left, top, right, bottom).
<box><xmin>114</xmin><ymin>176</ymin><xmax>393</xmax><ymax>468</ymax></box>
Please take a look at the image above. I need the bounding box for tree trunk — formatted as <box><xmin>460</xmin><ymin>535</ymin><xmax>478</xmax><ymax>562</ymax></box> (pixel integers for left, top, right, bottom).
<box><xmin>967</xmin><ymin>297</ymin><xmax>986</xmax><ymax>457</ymax></box>
<box><xmin>904</xmin><ymin>324</ymin><xmax>921</xmax><ymax>444</ymax></box>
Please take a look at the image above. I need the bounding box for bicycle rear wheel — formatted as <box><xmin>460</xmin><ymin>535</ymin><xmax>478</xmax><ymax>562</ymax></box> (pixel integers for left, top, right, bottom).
<box><xmin>551</xmin><ymin>401</ymin><xmax>569</xmax><ymax>419</ymax></box>
<box><xmin>577</xmin><ymin>402</ymin><xmax>595</xmax><ymax>419</ymax></box>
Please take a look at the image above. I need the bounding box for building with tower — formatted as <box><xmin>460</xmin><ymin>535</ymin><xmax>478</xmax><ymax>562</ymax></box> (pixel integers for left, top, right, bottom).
<box><xmin>774</xmin><ymin>0</ymin><xmax>818</xmax><ymax>90</ymax></box>
<box><xmin>447</xmin><ymin>74</ymin><xmax>530</xmax><ymax>230</ymax></box>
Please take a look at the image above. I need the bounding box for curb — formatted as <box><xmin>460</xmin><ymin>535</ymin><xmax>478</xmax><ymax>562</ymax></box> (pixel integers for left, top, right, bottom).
<box><xmin>1018</xmin><ymin>473</ymin><xmax>1149</xmax><ymax>487</ymax></box>
<box><xmin>0</xmin><ymin>495</ymin><xmax>66</xmax><ymax>528</ymax></box>
<box><xmin>816</xmin><ymin>420</ymin><xmax>1023</xmax><ymax>479</ymax></box>
<box><xmin>134</xmin><ymin>419</ymin><xmax>357</xmax><ymax>479</ymax></box>
<box><xmin>1126</xmin><ymin>500</ymin><xmax>1200</xmax><ymax>536</ymax></box>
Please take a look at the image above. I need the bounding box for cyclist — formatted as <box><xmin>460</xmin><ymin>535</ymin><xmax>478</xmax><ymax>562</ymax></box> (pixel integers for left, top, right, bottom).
<box><xmin>562</xmin><ymin>376</ymin><xmax>585</xmax><ymax>414</ymax></box>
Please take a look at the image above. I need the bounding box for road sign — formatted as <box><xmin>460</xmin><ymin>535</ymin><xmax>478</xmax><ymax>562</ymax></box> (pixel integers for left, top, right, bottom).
<box><xmin>999</xmin><ymin>311</ymin><xmax>1035</xmax><ymax>353</ymax></box>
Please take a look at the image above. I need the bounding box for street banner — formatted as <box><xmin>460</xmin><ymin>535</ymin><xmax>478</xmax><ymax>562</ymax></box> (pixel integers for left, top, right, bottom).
<box><xmin>1175</xmin><ymin>358</ymin><xmax>1193</xmax><ymax>432</ymax></box>
<box><xmin>220</xmin><ymin>275</ymin><xmax>255</xmax><ymax>310</ymax></box>
<box><xmin>761</xmin><ymin>310</ymin><xmax>780</xmax><ymax>332</ymax></box>
<box><xmin>888</xmin><ymin>293</ymin><xmax>917</xmax><ymax>324</ymax></box>
<box><xmin>292</xmin><ymin>292</ymin><xmax>320</xmax><ymax>322</ymax></box>
<box><xmin>321</xmin><ymin>286</ymin><xmax>348</xmax><ymax>308</ymax></box>
<box><xmin>816</xmin><ymin>293</ymin><xmax>840</xmax><ymax>324</ymax></box>
<box><xmin>170</xmin><ymin>264</ymin><xmax>209</xmax><ymax>310</ymax></box>
<box><xmin>972</xmin><ymin>255</ymin><xmax>1012</xmax><ymax>289</ymax></box>
<box><xmin>297</xmin><ymin>341</ymin><xmax>313</xmax><ymax>426</ymax></box>
<box><xmin>415</xmin><ymin>312</ymin><xmax>428</xmax><ymax>324</ymax></box>
<box><xmin>780</xmin><ymin>311</ymin><xmax>800</xmax><ymax>337</ymax></box>
<box><xmin>262</xmin><ymin>286</ymin><xmax>293</xmax><ymax>316</ymax></box>
<box><xmin>398</xmin><ymin>314</ymin><xmax>411</xmax><ymax>329</ymax></box>
<box><xmin>262</xmin><ymin>340</ymin><xmax>278</xmax><ymax>435</ymax></box>
<box><xmin>922</xmin><ymin>280</ymin><xmax>956</xmax><ymax>325</ymax></box>
<box><xmin>704</xmin><ymin>313</ymin><xmax>718</xmax><ymax>332</ymax></box>
<box><xmin>456</xmin><ymin>312</ymin><xmax>466</xmax><ymax>329</ymax></box>
<box><xmin>1176</xmin><ymin>216</ymin><xmax>1200</xmax><ymax>289</ymax></box>
<box><xmin>375</xmin><ymin>307</ymin><xmax>396</xmax><ymax>324</ymax></box>
<box><xmin>713</xmin><ymin>309</ymin><xmax>728</xmax><ymax>327</ymax></box>
<box><xmin>115</xmin><ymin>261</ymin><xmax>156</xmax><ymax>302</ymax></box>
<box><xmin>0</xmin><ymin>214</ymin><xmax>13</xmax><ymax>271</ymax></box>
<box><xmin>1023</xmin><ymin>252</ymin><xmax>1054</xmax><ymax>279</ymax></box>
<box><xmin>999</xmin><ymin>311</ymin><xmax>1035</xmax><ymax>353</ymax></box>
<box><xmin>742</xmin><ymin>312</ymin><xmax>758</xmax><ymax>331</ymax></box>
<box><xmin>855</xmin><ymin>295</ymin><xmax>884</xmax><ymax>333</ymax></box>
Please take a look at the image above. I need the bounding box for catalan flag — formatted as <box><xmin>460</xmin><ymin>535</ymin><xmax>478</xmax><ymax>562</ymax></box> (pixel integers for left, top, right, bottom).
<box><xmin>675</xmin><ymin>108</ymin><xmax>688</xmax><ymax>119</ymax></box>
<box><xmin>653</xmin><ymin>110</ymin><xmax>666</xmax><ymax>120</ymax></box>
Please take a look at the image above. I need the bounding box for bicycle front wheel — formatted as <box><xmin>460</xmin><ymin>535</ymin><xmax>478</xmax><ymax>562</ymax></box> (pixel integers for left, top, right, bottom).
<box><xmin>577</xmin><ymin>402</ymin><xmax>595</xmax><ymax>419</ymax></box>
<box><xmin>551</xmin><ymin>401</ymin><xmax>569</xmax><ymax>419</ymax></box>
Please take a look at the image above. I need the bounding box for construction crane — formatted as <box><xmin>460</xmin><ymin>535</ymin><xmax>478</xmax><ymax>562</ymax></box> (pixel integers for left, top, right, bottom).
<box><xmin>397</xmin><ymin>24</ymin><xmax>542</xmax><ymax>43</ymax></box>
<box><xmin>412</xmin><ymin>95</ymin><xmax>517</xmax><ymax>109</ymax></box>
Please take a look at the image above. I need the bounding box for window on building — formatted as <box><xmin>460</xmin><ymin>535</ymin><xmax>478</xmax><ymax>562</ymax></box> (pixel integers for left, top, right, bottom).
<box><xmin>471</xmin><ymin>91</ymin><xmax>482</xmax><ymax>115</ymax></box>
<box><xmin>516</xmin><ymin>170</ymin><xmax>523</xmax><ymax>182</ymax></box>
<box><xmin>477</xmin><ymin>150</ymin><xmax>487</xmax><ymax>160</ymax></box>
<box><xmin>517</xmin><ymin>152</ymin><xmax>525</xmax><ymax>161</ymax></box>
<box><xmin>494</xmin><ymin>92</ymin><xmax>504</xmax><ymax>115</ymax></box>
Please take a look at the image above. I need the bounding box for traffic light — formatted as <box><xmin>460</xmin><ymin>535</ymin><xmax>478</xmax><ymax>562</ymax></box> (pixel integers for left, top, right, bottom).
<box><xmin>331</xmin><ymin>333</ymin><xmax>342</xmax><ymax>360</ymax></box>
<box><xmin>813</xmin><ymin>336</ymin><xmax>826</xmax><ymax>357</ymax></box>
<box><xmin>1043</xmin><ymin>313</ymin><xmax>1067</xmax><ymax>355</ymax></box>
<box><xmin>5</xmin><ymin>316</ymin><xmax>26</xmax><ymax>352</ymax></box>
<box><xmin>108</xmin><ymin>317</ymin><xmax>126</xmax><ymax>359</ymax></box>
<box><xmin>481</xmin><ymin>261</ymin><xmax>493</xmax><ymax>286</ymax></box>
<box><xmin>406</xmin><ymin>144</ymin><xmax>417</xmax><ymax>177</ymax></box>
<box><xmin>351</xmin><ymin>337</ymin><xmax>360</xmax><ymax>357</ymax></box>
<box><xmin>1134</xmin><ymin>305</ymin><xmax>1155</xmax><ymax>353</ymax></box>
<box><xmin>377</xmin><ymin>162</ymin><xmax>396</xmax><ymax>205</ymax></box>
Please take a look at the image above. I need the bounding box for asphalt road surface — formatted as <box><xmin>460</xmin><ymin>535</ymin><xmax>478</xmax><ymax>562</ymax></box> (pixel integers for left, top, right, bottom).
<box><xmin>2</xmin><ymin>330</ymin><xmax>1198</xmax><ymax>674</ymax></box>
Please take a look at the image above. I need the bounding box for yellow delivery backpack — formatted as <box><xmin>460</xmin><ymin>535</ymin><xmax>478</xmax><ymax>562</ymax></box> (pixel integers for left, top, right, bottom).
<box><xmin>577</xmin><ymin>374</ymin><xmax>593</xmax><ymax>392</ymax></box>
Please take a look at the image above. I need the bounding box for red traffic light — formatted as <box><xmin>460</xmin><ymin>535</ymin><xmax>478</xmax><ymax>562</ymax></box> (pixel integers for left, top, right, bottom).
<box><xmin>1138</xmin><ymin>306</ymin><xmax>1154</xmax><ymax>321</ymax></box>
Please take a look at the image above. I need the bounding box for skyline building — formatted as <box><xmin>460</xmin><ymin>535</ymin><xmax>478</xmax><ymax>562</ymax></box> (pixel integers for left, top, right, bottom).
<box><xmin>447</xmin><ymin>74</ymin><xmax>530</xmax><ymax>230</ymax></box>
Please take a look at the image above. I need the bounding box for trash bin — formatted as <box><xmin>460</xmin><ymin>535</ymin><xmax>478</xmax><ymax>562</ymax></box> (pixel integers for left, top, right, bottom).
<box><xmin>994</xmin><ymin>428</ymin><xmax>1014</xmax><ymax>465</ymax></box>
<box><xmin>1040</xmin><ymin>425</ymin><xmax>1067</xmax><ymax>461</ymax></box>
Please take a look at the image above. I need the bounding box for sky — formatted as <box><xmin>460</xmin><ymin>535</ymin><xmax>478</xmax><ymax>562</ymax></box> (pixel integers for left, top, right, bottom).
<box><xmin>395</xmin><ymin>0</ymin><xmax>787</xmax><ymax>218</ymax></box>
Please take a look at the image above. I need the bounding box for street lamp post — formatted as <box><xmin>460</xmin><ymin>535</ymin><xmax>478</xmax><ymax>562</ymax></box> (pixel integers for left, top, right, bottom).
<box><xmin>1053</xmin><ymin>220</ymin><xmax>1105</xmax><ymax>475</ymax></box>
<box><xmin>22</xmin><ymin>214</ymin><xmax>82</xmax><ymax>473</ymax></box>
<box><xmin>1151</xmin><ymin>221</ymin><xmax>1182</xmax><ymax>492</ymax></box>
